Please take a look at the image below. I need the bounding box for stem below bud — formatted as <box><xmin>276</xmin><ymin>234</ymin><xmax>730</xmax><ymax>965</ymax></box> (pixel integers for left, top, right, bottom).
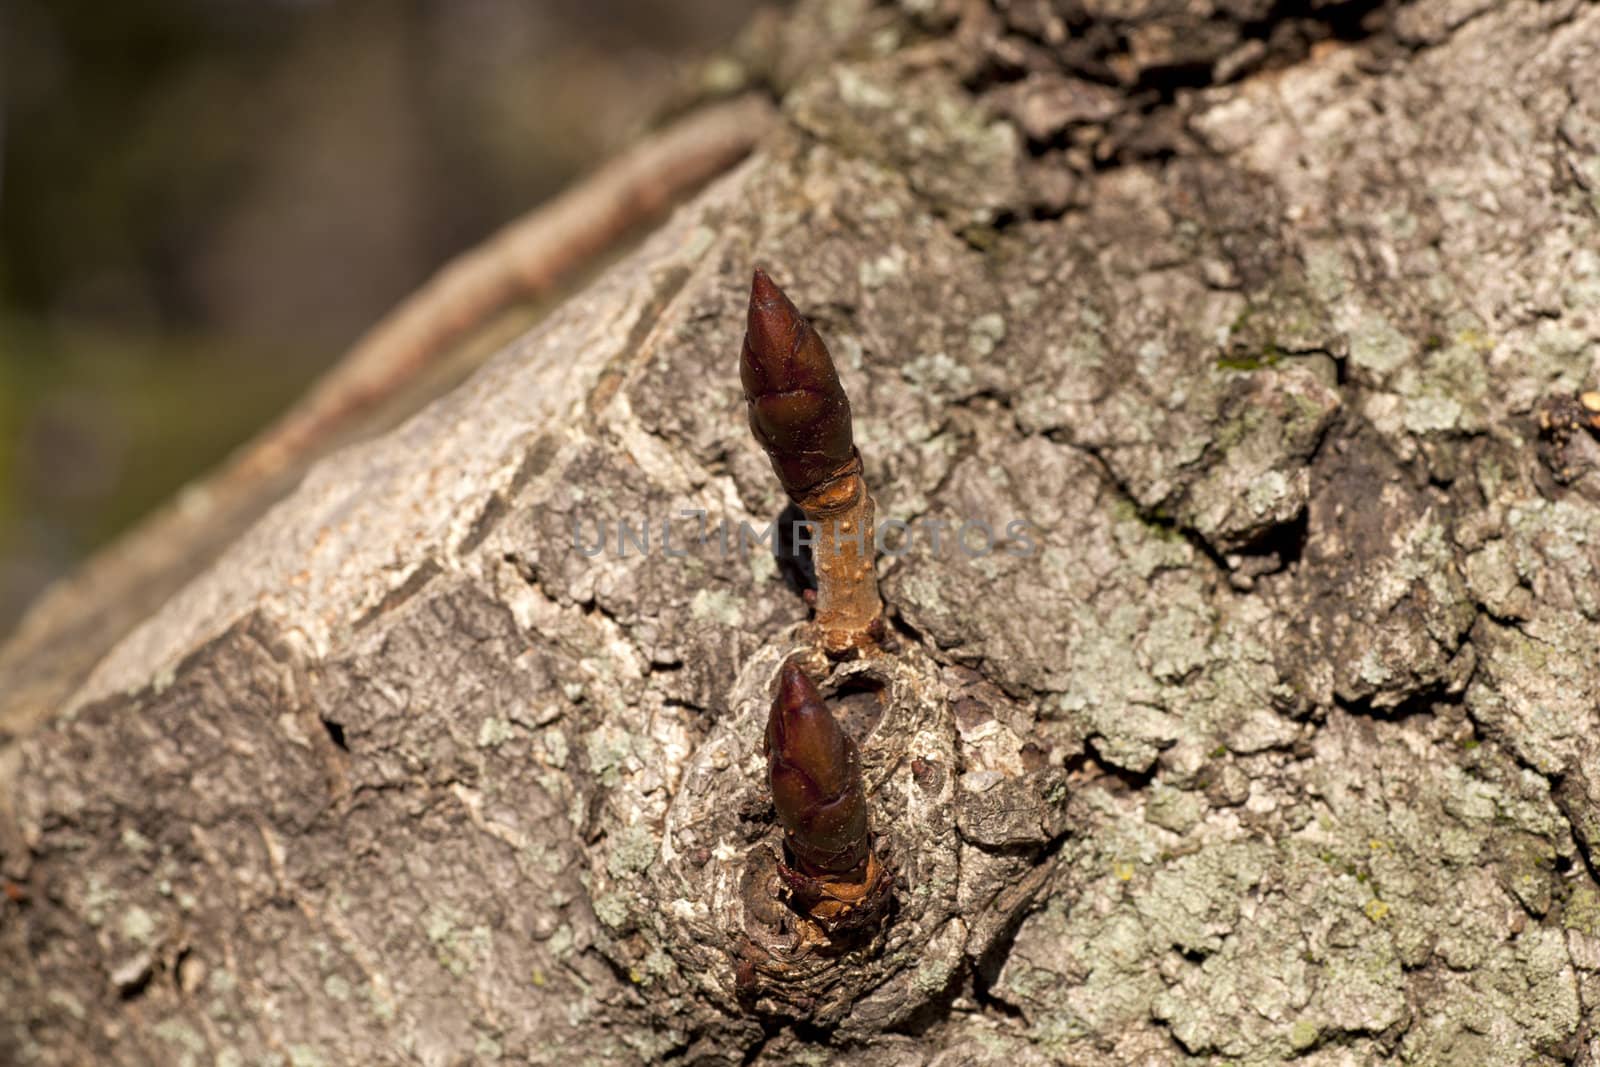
<box><xmin>796</xmin><ymin>458</ymin><xmax>881</xmax><ymax>655</ymax></box>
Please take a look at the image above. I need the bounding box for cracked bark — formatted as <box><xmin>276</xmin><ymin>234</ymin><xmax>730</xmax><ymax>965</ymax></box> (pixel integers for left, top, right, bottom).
<box><xmin>5</xmin><ymin>0</ymin><xmax>1600</xmax><ymax>1063</ymax></box>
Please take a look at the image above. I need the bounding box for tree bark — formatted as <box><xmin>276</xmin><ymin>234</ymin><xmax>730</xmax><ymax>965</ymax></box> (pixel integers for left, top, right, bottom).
<box><xmin>6</xmin><ymin>0</ymin><xmax>1600</xmax><ymax>1063</ymax></box>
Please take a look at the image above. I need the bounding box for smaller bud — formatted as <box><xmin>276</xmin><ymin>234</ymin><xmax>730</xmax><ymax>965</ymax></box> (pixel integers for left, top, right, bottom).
<box><xmin>764</xmin><ymin>661</ymin><xmax>869</xmax><ymax>877</ymax></box>
<box><xmin>740</xmin><ymin>268</ymin><xmax>856</xmax><ymax>501</ymax></box>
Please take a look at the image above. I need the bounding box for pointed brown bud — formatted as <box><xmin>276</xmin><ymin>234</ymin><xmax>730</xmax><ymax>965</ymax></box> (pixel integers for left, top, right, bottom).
<box><xmin>740</xmin><ymin>268</ymin><xmax>855</xmax><ymax>501</ymax></box>
<box><xmin>764</xmin><ymin>661</ymin><xmax>869</xmax><ymax>876</ymax></box>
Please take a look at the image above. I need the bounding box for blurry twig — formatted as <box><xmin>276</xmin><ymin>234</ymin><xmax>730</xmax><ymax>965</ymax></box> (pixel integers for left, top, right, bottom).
<box><xmin>236</xmin><ymin>92</ymin><xmax>775</xmax><ymax>483</ymax></box>
<box><xmin>242</xmin><ymin>91</ymin><xmax>776</xmax><ymax>483</ymax></box>
<box><xmin>0</xmin><ymin>92</ymin><xmax>777</xmax><ymax>738</ymax></box>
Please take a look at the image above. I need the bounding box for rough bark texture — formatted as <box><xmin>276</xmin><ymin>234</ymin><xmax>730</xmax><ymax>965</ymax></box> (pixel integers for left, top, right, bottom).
<box><xmin>5</xmin><ymin>0</ymin><xmax>1600</xmax><ymax>1063</ymax></box>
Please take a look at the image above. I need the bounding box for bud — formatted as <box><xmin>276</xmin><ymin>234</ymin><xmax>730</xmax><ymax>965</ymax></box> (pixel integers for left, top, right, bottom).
<box><xmin>740</xmin><ymin>268</ymin><xmax>856</xmax><ymax>501</ymax></box>
<box><xmin>764</xmin><ymin>661</ymin><xmax>870</xmax><ymax>877</ymax></box>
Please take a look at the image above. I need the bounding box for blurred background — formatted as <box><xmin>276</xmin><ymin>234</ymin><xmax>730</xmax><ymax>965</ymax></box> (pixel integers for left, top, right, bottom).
<box><xmin>0</xmin><ymin>0</ymin><xmax>766</xmax><ymax>640</ymax></box>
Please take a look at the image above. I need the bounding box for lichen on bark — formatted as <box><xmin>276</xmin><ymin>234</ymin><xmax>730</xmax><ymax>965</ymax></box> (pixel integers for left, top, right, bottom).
<box><xmin>6</xmin><ymin>0</ymin><xmax>1600</xmax><ymax>1064</ymax></box>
